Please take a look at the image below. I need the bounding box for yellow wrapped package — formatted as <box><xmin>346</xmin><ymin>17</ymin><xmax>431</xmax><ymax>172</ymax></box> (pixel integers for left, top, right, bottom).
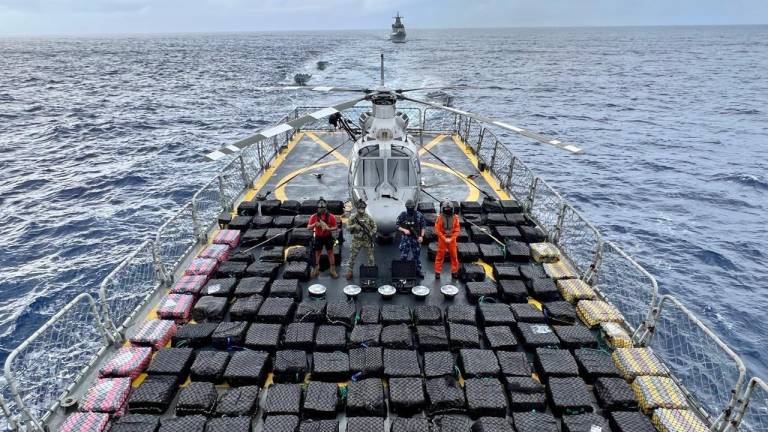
<box><xmin>530</xmin><ymin>242</ymin><xmax>560</xmax><ymax>263</ymax></box>
<box><xmin>543</xmin><ymin>260</ymin><xmax>578</xmax><ymax>280</ymax></box>
<box><xmin>652</xmin><ymin>408</ymin><xmax>708</xmax><ymax>432</ymax></box>
<box><xmin>557</xmin><ymin>279</ymin><xmax>596</xmax><ymax>304</ymax></box>
<box><xmin>601</xmin><ymin>322</ymin><xmax>633</xmax><ymax>348</ymax></box>
<box><xmin>576</xmin><ymin>300</ymin><xmax>623</xmax><ymax>328</ymax></box>
<box><xmin>632</xmin><ymin>376</ymin><xmax>689</xmax><ymax>413</ymax></box>
<box><xmin>612</xmin><ymin>347</ymin><xmax>668</xmax><ymax>381</ymax></box>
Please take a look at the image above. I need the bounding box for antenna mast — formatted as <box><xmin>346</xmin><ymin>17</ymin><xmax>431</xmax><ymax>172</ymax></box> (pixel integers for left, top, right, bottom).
<box><xmin>380</xmin><ymin>53</ymin><xmax>384</xmax><ymax>87</ymax></box>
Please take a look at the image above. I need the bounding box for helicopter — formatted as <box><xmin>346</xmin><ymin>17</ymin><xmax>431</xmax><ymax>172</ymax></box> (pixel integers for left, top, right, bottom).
<box><xmin>204</xmin><ymin>54</ymin><xmax>583</xmax><ymax>238</ymax></box>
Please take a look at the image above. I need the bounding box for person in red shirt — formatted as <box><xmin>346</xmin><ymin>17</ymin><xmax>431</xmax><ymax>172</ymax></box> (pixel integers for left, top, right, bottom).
<box><xmin>308</xmin><ymin>198</ymin><xmax>339</xmax><ymax>278</ymax></box>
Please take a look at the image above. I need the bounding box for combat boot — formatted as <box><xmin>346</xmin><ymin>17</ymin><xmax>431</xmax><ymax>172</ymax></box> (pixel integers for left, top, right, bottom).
<box><xmin>329</xmin><ymin>266</ymin><xmax>338</xmax><ymax>278</ymax></box>
<box><xmin>311</xmin><ymin>267</ymin><xmax>320</xmax><ymax>278</ymax></box>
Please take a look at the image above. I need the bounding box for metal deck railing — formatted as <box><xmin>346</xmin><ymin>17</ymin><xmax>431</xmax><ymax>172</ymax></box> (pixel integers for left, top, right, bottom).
<box><xmin>1</xmin><ymin>104</ymin><xmax>763</xmax><ymax>431</ymax></box>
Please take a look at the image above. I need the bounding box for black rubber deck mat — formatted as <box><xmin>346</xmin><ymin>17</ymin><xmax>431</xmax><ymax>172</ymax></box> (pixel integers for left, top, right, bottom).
<box><xmin>543</xmin><ymin>301</ymin><xmax>577</xmax><ymax>325</ymax></box>
<box><xmin>127</xmin><ymin>375</ymin><xmax>178</xmax><ymax>414</ymax></box>
<box><xmin>175</xmin><ymin>381</ymin><xmax>217</xmax><ymax>416</ymax></box>
<box><xmin>512</xmin><ymin>412</ymin><xmax>557</xmax><ymax>432</ymax></box>
<box><xmin>229</xmin><ymin>295</ymin><xmax>264</xmax><ymax>322</ymax></box>
<box><xmin>594</xmin><ymin>377</ymin><xmax>638</xmax><ymax>411</ymax></box>
<box><xmin>416</xmin><ymin>325</ymin><xmax>450</xmax><ymax>351</ymax></box>
<box><xmin>346</xmin><ymin>378</ymin><xmax>386</xmax><ymax>417</ymax></box>
<box><xmin>346</xmin><ymin>416</ymin><xmax>385</xmax><ymax>432</ymax></box>
<box><xmin>298</xmin><ymin>419</ymin><xmax>339</xmax><ymax>432</ymax></box>
<box><xmin>302</xmin><ymin>381</ymin><xmax>338</xmax><ymax>419</ymax></box>
<box><xmin>312</xmin><ymin>351</ymin><xmax>350</xmax><ymax>381</ymax></box>
<box><xmin>470</xmin><ymin>226</ymin><xmax>493</xmax><ymax>244</ymax></box>
<box><xmin>283</xmin><ymin>262</ymin><xmax>310</xmax><ymax>282</ymax></box>
<box><xmin>484</xmin><ymin>326</ymin><xmax>518</xmax><ymax>351</ymax></box>
<box><xmin>349</xmin><ymin>346</ymin><xmax>383</xmax><ymax>377</ymax></box>
<box><xmin>498</xmin><ymin>280</ymin><xmax>528</xmax><ymax>303</ymax></box>
<box><xmin>223</xmin><ymin>350</ymin><xmax>270</xmax><ymax>387</ymax></box>
<box><xmin>459</xmin><ymin>349</ymin><xmax>500</xmax><ymax>378</ymax></box>
<box><xmin>326</xmin><ymin>301</ymin><xmax>356</xmax><ymax>327</ymax></box>
<box><xmin>286</xmin><ymin>246</ymin><xmax>309</xmax><ymax>262</ymax></box>
<box><xmin>383</xmin><ymin>349</ymin><xmax>421</xmax><ymax>377</ymax></box>
<box><xmin>447</xmin><ymin>305</ymin><xmax>477</xmax><ymax>324</ymax></box>
<box><xmin>381</xmin><ymin>304</ymin><xmax>412</xmax><ymax>325</ymax></box>
<box><xmin>295</xmin><ymin>301</ymin><xmax>326</xmax><ymax>323</ymax></box>
<box><xmin>172</xmin><ymin>322</ymin><xmax>218</xmax><ymax>348</ymax></box>
<box><xmin>205</xmin><ymin>416</ymin><xmax>251</xmax><ymax>432</ymax></box>
<box><xmin>518</xmin><ymin>263</ymin><xmax>547</xmax><ymax>281</ymax></box>
<box><xmin>263</xmin><ymin>415</ymin><xmax>300</xmax><ymax>432</ymax></box>
<box><xmin>245</xmin><ymin>323</ymin><xmax>282</xmax><ymax>351</ymax></box>
<box><xmin>461</xmin><ymin>201</ymin><xmax>482</xmax><ymax>214</ymax></box>
<box><xmin>519</xmin><ymin>226</ymin><xmax>546</xmax><ymax>243</ymax></box>
<box><xmin>448</xmin><ymin>323</ymin><xmax>481</xmax><ymax>350</ymax></box>
<box><xmin>391</xmin><ymin>417</ymin><xmax>430</xmax><ymax>432</ymax></box>
<box><xmin>496</xmin><ymin>352</ymin><xmax>531</xmax><ymax>377</ymax></box>
<box><xmin>234</xmin><ymin>276</ymin><xmax>270</xmax><ymax>297</ymax></box>
<box><xmin>505</xmin><ymin>377</ymin><xmax>546</xmax><ymax>412</ymax></box>
<box><xmin>413</xmin><ymin>305</ymin><xmax>442</xmax><ymax>324</ymax></box>
<box><xmin>203</xmin><ymin>277</ymin><xmax>236</xmax><ymax>296</ymax></box>
<box><xmin>190</xmin><ymin>350</ymin><xmax>230</xmax><ymax>383</ymax></box>
<box><xmin>457</xmin><ymin>243</ymin><xmax>481</xmax><ymax>263</ymax></box>
<box><xmin>424</xmin><ymin>351</ymin><xmax>455</xmax><ymax>378</ymax></box>
<box><xmin>191</xmin><ymin>296</ymin><xmax>228</xmax><ymax>322</ymax></box>
<box><xmin>146</xmin><ymin>348</ymin><xmax>194</xmax><ymax>380</ymax></box>
<box><xmin>478</xmin><ymin>303</ymin><xmax>516</xmax><ymax>326</ymax></box>
<box><xmin>289</xmin><ymin>229</ymin><xmax>313</xmax><ymax>247</ymax></box>
<box><xmin>484</xmin><ymin>213</ymin><xmax>508</xmax><ymax>226</ymax></box>
<box><xmin>257</xmin><ymin>297</ymin><xmax>296</xmax><ymax>323</ymax></box>
<box><xmin>464</xmin><ymin>378</ymin><xmax>508</xmax><ymax>418</ymax></box>
<box><xmin>273</xmin><ymin>350</ymin><xmax>308</xmax><ymax>383</ymax></box>
<box><xmin>265</xmin><ymin>228</ymin><xmax>289</xmax><ymax>246</ymax></box>
<box><xmin>283</xmin><ymin>322</ymin><xmax>316</xmax><ymax>350</ymax></box>
<box><xmin>241</xmin><ymin>229</ymin><xmax>266</xmax><ymax>247</ymax></box>
<box><xmin>562</xmin><ymin>413</ymin><xmax>610</xmax><ymax>432</ymax></box>
<box><xmin>573</xmin><ymin>349</ymin><xmax>622</xmax><ymax>381</ymax></box>
<box><xmin>389</xmin><ymin>377</ymin><xmax>426</xmax><ymax>415</ymax></box>
<box><xmin>214</xmin><ymin>385</ymin><xmax>260</xmax><ymax>417</ymax></box>
<box><xmin>517</xmin><ymin>322</ymin><xmax>560</xmax><ymax>348</ymax></box>
<box><xmin>359</xmin><ymin>304</ymin><xmax>381</xmax><ymax>324</ymax></box>
<box><xmin>264</xmin><ymin>383</ymin><xmax>303</xmax><ymax>416</ymax></box>
<box><xmin>552</xmin><ymin>325</ymin><xmax>598</xmax><ymax>349</ymax></box>
<box><xmin>259</xmin><ymin>246</ymin><xmax>285</xmax><ymax>263</ymax></box>
<box><xmin>349</xmin><ymin>324</ymin><xmax>382</xmax><ymax>347</ymax></box>
<box><xmin>465</xmin><ymin>281</ymin><xmax>498</xmax><ymax>302</ymax></box>
<box><xmin>271</xmin><ymin>278</ymin><xmax>302</xmax><ymax>299</ymax></box>
<box><xmin>315</xmin><ymin>325</ymin><xmax>347</xmax><ymax>351</ymax></box>
<box><xmin>425</xmin><ymin>376</ymin><xmax>466</xmax><ymax>415</ymax></box>
<box><xmin>246</xmin><ymin>261</ymin><xmax>282</xmax><ymax>279</ymax></box>
<box><xmin>381</xmin><ymin>324</ymin><xmax>414</xmax><ymax>349</ymax></box>
<box><xmin>608</xmin><ymin>411</ymin><xmax>656</xmax><ymax>432</ymax></box>
<box><xmin>459</xmin><ymin>262</ymin><xmax>485</xmax><ymax>281</ymax></box>
<box><xmin>535</xmin><ymin>348</ymin><xmax>579</xmax><ymax>378</ymax></box>
<box><xmin>494</xmin><ymin>226</ymin><xmax>522</xmax><ymax>242</ymax></box>
<box><xmin>509</xmin><ymin>303</ymin><xmax>546</xmax><ymax>323</ymax></box>
<box><xmin>157</xmin><ymin>415</ymin><xmax>206</xmax><ymax>432</ymax></box>
<box><xmin>548</xmin><ymin>377</ymin><xmax>594</xmax><ymax>415</ymax></box>
<box><xmin>273</xmin><ymin>215</ymin><xmax>296</xmax><ymax>228</ymax></box>
<box><xmin>472</xmin><ymin>416</ymin><xmax>514</xmax><ymax>432</ymax></box>
<box><xmin>211</xmin><ymin>321</ymin><xmax>249</xmax><ymax>349</ymax></box>
<box><xmin>110</xmin><ymin>414</ymin><xmax>160</xmax><ymax>432</ymax></box>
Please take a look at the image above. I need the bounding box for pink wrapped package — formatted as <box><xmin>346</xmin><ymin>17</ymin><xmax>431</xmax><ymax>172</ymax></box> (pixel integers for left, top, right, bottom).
<box><xmin>212</xmin><ymin>229</ymin><xmax>242</xmax><ymax>248</ymax></box>
<box><xmin>198</xmin><ymin>243</ymin><xmax>231</xmax><ymax>263</ymax></box>
<box><xmin>60</xmin><ymin>412</ymin><xmax>110</xmax><ymax>432</ymax></box>
<box><xmin>183</xmin><ymin>258</ymin><xmax>219</xmax><ymax>277</ymax></box>
<box><xmin>156</xmin><ymin>294</ymin><xmax>195</xmax><ymax>322</ymax></box>
<box><xmin>98</xmin><ymin>346</ymin><xmax>152</xmax><ymax>379</ymax></box>
<box><xmin>79</xmin><ymin>378</ymin><xmax>132</xmax><ymax>416</ymax></box>
<box><xmin>170</xmin><ymin>275</ymin><xmax>208</xmax><ymax>295</ymax></box>
<box><xmin>129</xmin><ymin>320</ymin><xmax>177</xmax><ymax>350</ymax></box>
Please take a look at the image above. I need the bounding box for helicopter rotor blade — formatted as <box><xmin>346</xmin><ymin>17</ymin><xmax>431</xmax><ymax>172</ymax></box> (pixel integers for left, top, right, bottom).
<box><xmin>254</xmin><ymin>85</ymin><xmax>370</xmax><ymax>93</ymax></box>
<box><xmin>401</xmin><ymin>95</ymin><xmax>584</xmax><ymax>154</ymax></box>
<box><xmin>203</xmin><ymin>96</ymin><xmax>366</xmax><ymax>161</ymax></box>
<box><xmin>396</xmin><ymin>85</ymin><xmax>506</xmax><ymax>93</ymax></box>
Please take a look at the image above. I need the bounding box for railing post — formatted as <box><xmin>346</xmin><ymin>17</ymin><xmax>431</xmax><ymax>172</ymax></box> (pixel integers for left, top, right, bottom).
<box><xmin>239</xmin><ymin>155</ymin><xmax>251</xmax><ymax>188</ymax></box>
<box><xmin>552</xmin><ymin>203</ymin><xmax>567</xmax><ymax>244</ymax></box>
<box><xmin>190</xmin><ymin>198</ymin><xmax>204</xmax><ymax>243</ymax></box>
<box><xmin>504</xmin><ymin>156</ymin><xmax>516</xmax><ymax>190</ymax></box>
<box><xmin>489</xmin><ymin>138</ymin><xmax>498</xmax><ymax>172</ymax></box>
<box><xmin>1</xmin><ymin>395</ymin><xmax>19</xmax><ymax>431</ymax></box>
<box><xmin>464</xmin><ymin>117</ymin><xmax>471</xmax><ymax>142</ymax></box>
<box><xmin>217</xmin><ymin>174</ymin><xmax>229</xmax><ymax>212</ymax></box>
<box><xmin>526</xmin><ymin>177</ymin><xmax>538</xmax><ymax>213</ymax></box>
<box><xmin>152</xmin><ymin>240</ymin><xmax>169</xmax><ymax>286</ymax></box>
<box><xmin>476</xmin><ymin>127</ymin><xmax>485</xmax><ymax>155</ymax></box>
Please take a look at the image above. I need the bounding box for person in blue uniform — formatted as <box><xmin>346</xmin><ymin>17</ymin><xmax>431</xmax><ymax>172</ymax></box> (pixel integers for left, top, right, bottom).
<box><xmin>396</xmin><ymin>199</ymin><xmax>426</xmax><ymax>278</ymax></box>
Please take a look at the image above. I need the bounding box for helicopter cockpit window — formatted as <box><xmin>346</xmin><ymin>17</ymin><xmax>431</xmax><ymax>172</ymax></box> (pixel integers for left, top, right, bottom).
<box><xmin>357</xmin><ymin>158</ymin><xmax>385</xmax><ymax>187</ymax></box>
<box><xmin>359</xmin><ymin>146</ymin><xmax>380</xmax><ymax>157</ymax></box>
<box><xmin>391</xmin><ymin>145</ymin><xmax>412</xmax><ymax>157</ymax></box>
<box><xmin>387</xmin><ymin>158</ymin><xmax>416</xmax><ymax>186</ymax></box>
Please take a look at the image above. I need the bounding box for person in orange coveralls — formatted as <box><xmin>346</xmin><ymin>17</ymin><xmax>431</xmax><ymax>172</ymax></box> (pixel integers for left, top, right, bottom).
<box><xmin>434</xmin><ymin>200</ymin><xmax>460</xmax><ymax>279</ymax></box>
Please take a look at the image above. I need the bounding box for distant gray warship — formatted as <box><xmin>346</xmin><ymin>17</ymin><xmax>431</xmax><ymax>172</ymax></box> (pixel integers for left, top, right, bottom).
<box><xmin>390</xmin><ymin>12</ymin><xmax>406</xmax><ymax>43</ymax></box>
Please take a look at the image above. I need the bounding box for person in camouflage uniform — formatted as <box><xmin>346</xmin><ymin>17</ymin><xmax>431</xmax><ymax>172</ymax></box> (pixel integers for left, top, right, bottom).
<box><xmin>396</xmin><ymin>199</ymin><xmax>426</xmax><ymax>278</ymax></box>
<box><xmin>345</xmin><ymin>198</ymin><xmax>377</xmax><ymax>280</ymax></box>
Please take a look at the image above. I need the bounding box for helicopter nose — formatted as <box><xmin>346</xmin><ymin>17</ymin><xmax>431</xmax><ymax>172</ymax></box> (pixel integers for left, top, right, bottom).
<box><xmin>365</xmin><ymin>199</ymin><xmax>400</xmax><ymax>234</ymax></box>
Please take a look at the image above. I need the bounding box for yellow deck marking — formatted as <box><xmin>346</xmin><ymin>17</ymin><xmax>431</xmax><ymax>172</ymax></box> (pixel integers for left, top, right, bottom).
<box><xmin>305</xmin><ymin>131</ymin><xmax>350</xmax><ymax>165</ymax></box>
<box><xmin>418</xmin><ymin>134</ymin><xmax>446</xmax><ymax>156</ymax></box>
<box><xmin>528</xmin><ymin>298</ymin><xmax>543</xmax><ymax>310</ymax></box>
<box><xmin>242</xmin><ymin>132</ymin><xmax>306</xmax><ymax>202</ymax></box>
<box><xmin>274</xmin><ymin>160</ymin><xmax>345</xmax><ymax>201</ymax></box>
<box><xmin>451</xmin><ymin>134</ymin><xmax>510</xmax><ymax>200</ymax></box>
<box><xmin>422</xmin><ymin>162</ymin><xmax>480</xmax><ymax>202</ymax></box>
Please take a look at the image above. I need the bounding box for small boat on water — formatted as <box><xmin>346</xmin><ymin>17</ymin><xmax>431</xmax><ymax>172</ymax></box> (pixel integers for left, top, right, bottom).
<box><xmin>316</xmin><ymin>61</ymin><xmax>329</xmax><ymax>70</ymax></box>
<box><xmin>390</xmin><ymin>12</ymin><xmax>406</xmax><ymax>43</ymax></box>
<box><xmin>293</xmin><ymin>73</ymin><xmax>311</xmax><ymax>86</ymax></box>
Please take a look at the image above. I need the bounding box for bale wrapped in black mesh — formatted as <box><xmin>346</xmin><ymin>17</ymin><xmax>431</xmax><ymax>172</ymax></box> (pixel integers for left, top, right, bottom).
<box><xmin>427</xmin><ymin>242</ymin><xmax>439</xmax><ymax>261</ymax></box>
<box><xmin>416</xmin><ymin>325</ymin><xmax>449</xmax><ymax>351</ymax></box>
<box><xmin>205</xmin><ymin>416</ymin><xmax>251</xmax><ymax>432</ymax></box>
<box><xmin>237</xmin><ymin>200</ymin><xmax>258</xmax><ymax>216</ymax></box>
<box><xmin>552</xmin><ymin>325</ymin><xmax>598</xmax><ymax>349</ymax></box>
<box><xmin>259</xmin><ymin>246</ymin><xmax>285</xmax><ymax>263</ymax></box>
<box><xmin>503</xmin><ymin>241</ymin><xmax>530</xmax><ymax>262</ymax></box>
<box><xmin>383</xmin><ymin>349</ymin><xmax>421</xmax><ymax>377</ymax></box>
<box><xmin>273</xmin><ymin>215</ymin><xmax>296</xmax><ymax>228</ymax></box>
<box><xmin>528</xmin><ymin>278</ymin><xmax>560</xmax><ymax>301</ymax></box>
<box><xmin>548</xmin><ymin>377</ymin><xmax>593</xmax><ymax>415</ymax></box>
<box><xmin>456</xmin><ymin>228</ymin><xmax>470</xmax><ymax>242</ymax></box>
<box><xmin>358</xmin><ymin>304</ymin><xmax>380</xmax><ymax>324</ymax></box>
<box><xmin>157</xmin><ymin>415</ymin><xmax>206</xmax><ymax>432</ymax></box>
<box><xmin>424</xmin><ymin>212</ymin><xmax>438</xmax><ymax>226</ymax></box>
<box><xmin>518</xmin><ymin>263</ymin><xmax>546</xmax><ymax>281</ymax></box>
<box><xmin>465</xmin><ymin>281</ymin><xmax>498</xmax><ymax>302</ymax></box>
<box><xmin>500</xmin><ymin>200</ymin><xmax>522</xmax><ymax>214</ymax></box>
<box><xmin>283</xmin><ymin>262</ymin><xmax>310</xmax><ymax>282</ymax></box>
<box><xmin>512</xmin><ymin>412</ymin><xmax>558</xmax><ymax>432</ymax></box>
<box><xmin>302</xmin><ymin>381</ymin><xmax>338</xmax><ymax>419</ymax></box>
<box><xmin>381</xmin><ymin>324</ymin><xmax>413</xmax><ymax>349</ymax></box>
<box><xmin>346</xmin><ymin>417</ymin><xmax>385</xmax><ymax>432</ymax></box>
<box><xmin>346</xmin><ymin>378</ymin><xmax>385</xmax><ymax>417</ymax></box>
<box><xmin>562</xmin><ymin>413</ymin><xmax>610</xmax><ymax>432</ymax></box>
<box><xmin>459</xmin><ymin>349</ymin><xmax>500</xmax><ymax>378</ymax></box>
<box><xmin>235</xmin><ymin>276</ymin><xmax>270</xmax><ymax>297</ymax></box>
<box><xmin>517</xmin><ymin>323</ymin><xmax>560</xmax><ymax>348</ymax></box>
<box><xmin>273</xmin><ymin>350</ymin><xmax>308</xmax><ymax>383</ymax></box>
<box><xmin>418</xmin><ymin>201</ymin><xmax>436</xmax><ymax>213</ymax></box>
<box><xmin>300</xmin><ymin>200</ymin><xmax>319</xmax><ymax>214</ymax></box>
<box><xmin>389</xmin><ymin>377</ymin><xmax>426</xmax><ymax>416</ymax></box>
<box><xmin>496</xmin><ymin>352</ymin><xmax>530</xmax><ymax>377</ymax></box>
<box><xmin>505</xmin><ymin>377</ymin><xmax>546</xmax><ymax>412</ymax></box>
<box><xmin>478</xmin><ymin>303</ymin><xmax>515</xmax><ymax>326</ymax></box>
<box><xmin>425</xmin><ymin>377</ymin><xmax>466</xmax><ymax>415</ymax></box>
<box><xmin>494</xmin><ymin>226</ymin><xmax>522</xmax><ymax>242</ymax></box>
<box><xmin>217</xmin><ymin>261</ymin><xmax>248</xmax><ymax>279</ymax></box>
<box><xmin>211</xmin><ymin>321</ymin><xmax>249</xmax><ymax>349</ymax></box>
<box><xmin>229</xmin><ymin>295</ymin><xmax>264</xmax><ymax>321</ymax></box>
<box><xmin>257</xmin><ymin>297</ymin><xmax>296</xmax><ymax>323</ymax></box>
<box><xmin>110</xmin><ymin>414</ymin><xmax>160</xmax><ymax>432</ymax></box>
<box><xmin>214</xmin><ymin>385</ymin><xmax>259</xmax><ymax>416</ymax></box>
<box><xmin>271</xmin><ymin>278</ymin><xmax>302</xmax><ymax>299</ymax></box>
<box><xmin>246</xmin><ymin>261</ymin><xmax>282</xmax><ymax>279</ymax></box>
<box><xmin>295</xmin><ymin>301</ymin><xmax>326</xmax><ymax>323</ymax></box>
<box><xmin>229</xmin><ymin>249</ymin><xmax>259</xmax><ymax>264</ymax></box>
<box><xmin>263</xmin><ymin>415</ymin><xmax>300</xmax><ymax>432</ymax></box>
<box><xmin>423</xmin><ymin>226</ymin><xmax>436</xmax><ymax>244</ymax></box>
<box><xmin>326</xmin><ymin>301</ymin><xmax>356</xmax><ymax>327</ymax></box>
<box><xmin>543</xmin><ymin>301</ymin><xmax>577</xmax><ymax>325</ymax></box>
<box><xmin>299</xmin><ymin>419</ymin><xmax>339</xmax><ymax>432</ymax></box>
<box><xmin>245</xmin><ymin>323</ymin><xmax>282</xmax><ymax>351</ymax></box>
<box><xmin>464</xmin><ymin>378</ymin><xmax>507</xmax><ymax>418</ymax></box>
<box><xmin>492</xmin><ymin>264</ymin><xmax>522</xmax><ymax>281</ymax></box>
<box><xmin>535</xmin><ymin>348</ymin><xmax>579</xmax><ymax>378</ymax></box>
<box><xmin>175</xmin><ymin>381</ymin><xmax>217</xmax><ymax>416</ymax></box>
<box><xmin>260</xmin><ymin>199</ymin><xmax>282</xmax><ymax>215</ymax></box>
<box><xmin>470</xmin><ymin>226</ymin><xmax>493</xmax><ymax>244</ymax></box>
<box><xmin>264</xmin><ymin>383</ymin><xmax>303</xmax><ymax>416</ymax></box>
<box><xmin>201</xmin><ymin>278</ymin><xmax>237</xmax><ymax>297</ymax></box>
<box><xmin>573</xmin><ymin>349</ymin><xmax>622</xmax><ymax>381</ymax></box>
<box><xmin>228</xmin><ymin>215</ymin><xmax>252</xmax><ymax>231</ymax></box>
<box><xmin>241</xmin><ymin>229</ymin><xmax>267</xmax><ymax>247</ymax></box>
<box><xmin>447</xmin><ymin>305</ymin><xmax>476</xmax><ymax>324</ymax></box>
<box><xmin>190</xmin><ymin>351</ymin><xmax>230</xmax><ymax>383</ymax></box>
<box><xmin>265</xmin><ymin>227</ymin><xmax>289</xmax><ymax>246</ymax></box>
<box><xmin>481</xmin><ymin>198</ymin><xmax>503</xmax><ymax>213</ymax></box>
<box><xmin>510</xmin><ymin>304</ymin><xmax>545</xmax><ymax>323</ymax></box>
<box><xmin>608</xmin><ymin>411</ymin><xmax>656</xmax><ymax>432</ymax></box>
<box><xmin>457</xmin><ymin>244</ymin><xmax>481</xmax><ymax>263</ymax></box>
<box><xmin>315</xmin><ymin>325</ymin><xmax>347</xmax><ymax>351</ymax></box>
<box><xmin>312</xmin><ymin>351</ymin><xmax>350</xmax><ymax>381</ymax></box>
<box><xmin>463</xmin><ymin>214</ymin><xmax>483</xmax><ymax>227</ymax></box>
<box><xmin>484</xmin><ymin>326</ymin><xmax>518</xmax><ymax>351</ymax></box>
<box><xmin>223</xmin><ymin>350</ymin><xmax>270</xmax><ymax>387</ymax></box>
<box><xmin>434</xmin><ymin>415</ymin><xmax>474</xmax><ymax>432</ymax></box>
<box><xmin>381</xmin><ymin>304</ymin><xmax>411</xmax><ymax>325</ymax></box>
<box><xmin>283</xmin><ymin>322</ymin><xmax>316</xmax><ymax>350</ymax></box>
<box><xmin>498</xmin><ymin>280</ymin><xmax>528</xmax><ymax>303</ymax></box>
<box><xmin>424</xmin><ymin>351</ymin><xmax>455</xmax><ymax>378</ymax></box>
<box><xmin>127</xmin><ymin>376</ymin><xmax>178</xmax><ymax>414</ymax></box>
<box><xmin>173</xmin><ymin>323</ymin><xmax>218</xmax><ymax>348</ymax></box>
<box><xmin>460</xmin><ymin>264</ymin><xmax>486</xmax><ymax>283</ymax></box>
<box><xmin>288</xmin><ymin>229</ymin><xmax>313</xmax><ymax>247</ymax></box>
<box><xmin>484</xmin><ymin>213</ymin><xmax>508</xmax><ymax>226</ymax></box>
<box><xmin>293</xmin><ymin>214</ymin><xmax>311</xmax><ymax>227</ymax></box>
<box><xmin>594</xmin><ymin>377</ymin><xmax>638</xmax><ymax>411</ymax></box>
<box><xmin>391</xmin><ymin>417</ymin><xmax>430</xmax><ymax>432</ymax></box>
<box><xmin>448</xmin><ymin>323</ymin><xmax>480</xmax><ymax>350</ymax></box>
<box><xmin>460</xmin><ymin>201</ymin><xmax>482</xmax><ymax>214</ymax></box>
<box><xmin>286</xmin><ymin>246</ymin><xmax>309</xmax><ymax>262</ymax></box>
<box><xmin>349</xmin><ymin>347</ymin><xmax>383</xmax><ymax>377</ymax></box>
<box><xmin>472</xmin><ymin>417</ymin><xmax>514</xmax><ymax>432</ymax></box>
<box><xmin>252</xmin><ymin>215</ymin><xmax>274</xmax><ymax>228</ymax></box>
<box><xmin>349</xmin><ymin>324</ymin><xmax>381</xmax><ymax>347</ymax></box>
<box><xmin>324</xmin><ymin>200</ymin><xmax>343</xmax><ymax>214</ymax></box>
<box><xmin>146</xmin><ymin>348</ymin><xmax>195</xmax><ymax>381</ymax></box>
<box><xmin>519</xmin><ymin>226</ymin><xmax>546</xmax><ymax>243</ymax></box>
<box><xmin>413</xmin><ymin>305</ymin><xmax>442</xmax><ymax>325</ymax></box>
<box><xmin>478</xmin><ymin>244</ymin><xmax>505</xmax><ymax>263</ymax></box>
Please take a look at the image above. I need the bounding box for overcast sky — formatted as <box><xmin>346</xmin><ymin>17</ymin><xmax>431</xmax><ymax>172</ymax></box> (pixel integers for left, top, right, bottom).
<box><xmin>1</xmin><ymin>0</ymin><xmax>767</xmax><ymax>36</ymax></box>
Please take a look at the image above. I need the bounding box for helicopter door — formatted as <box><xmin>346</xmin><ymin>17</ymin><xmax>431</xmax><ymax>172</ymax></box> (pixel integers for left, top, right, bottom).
<box><xmin>356</xmin><ymin>158</ymin><xmax>385</xmax><ymax>188</ymax></box>
<box><xmin>386</xmin><ymin>157</ymin><xmax>416</xmax><ymax>188</ymax></box>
